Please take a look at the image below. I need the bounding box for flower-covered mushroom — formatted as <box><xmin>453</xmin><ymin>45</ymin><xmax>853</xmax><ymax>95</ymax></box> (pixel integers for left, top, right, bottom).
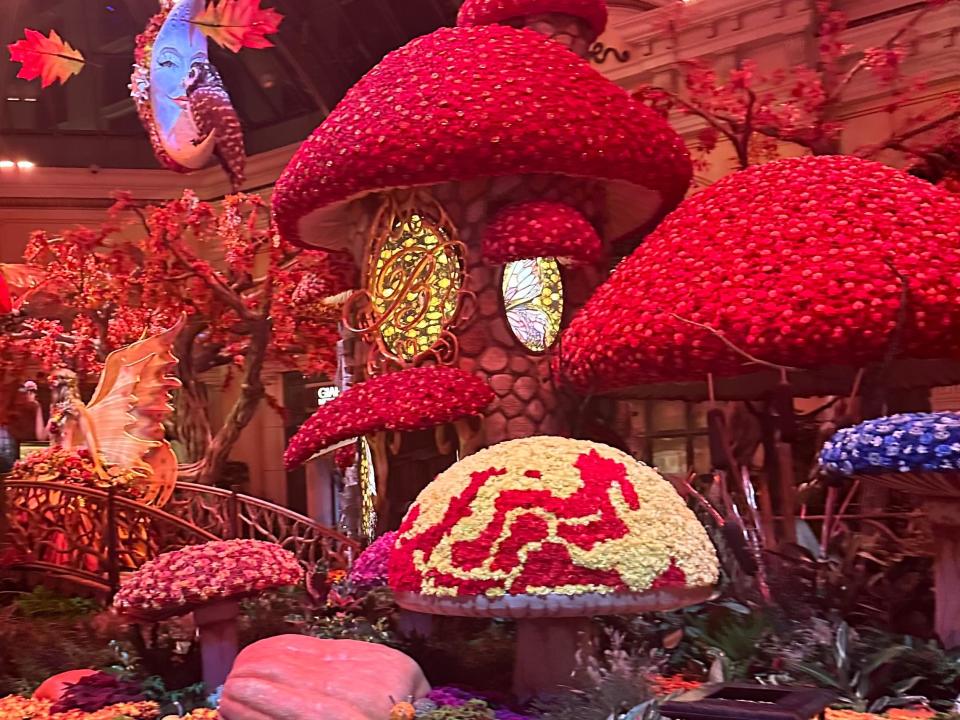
<box><xmin>283</xmin><ymin>366</ymin><xmax>494</xmax><ymax>470</ymax></box>
<box><xmin>113</xmin><ymin>539</ymin><xmax>302</xmax><ymax>690</ymax></box>
<box><xmin>272</xmin><ymin>11</ymin><xmax>692</xmax><ymax>445</ymax></box>
<box><xmin>559</xmin><ymin>155</ymin><xmax>960</xmax><ymax>394</ymax></box>
<box><xmin>482</xmin><ymin>200</ymin><xmax>602</xmax><ymax>267</ymax></box>
<box><xmin>820</xmin><ymin>412</ymin><xmax>960</xmax><ymax>647</ymax></box>
<box><xmin>457</xmin><ymin>0</ymin><xmax>608</xmax><ymax>56</ymax></box>
<box><xmin>389</xmin><ymin>436</ymin><xmax>719</xmax><ymax>698</ymax></box>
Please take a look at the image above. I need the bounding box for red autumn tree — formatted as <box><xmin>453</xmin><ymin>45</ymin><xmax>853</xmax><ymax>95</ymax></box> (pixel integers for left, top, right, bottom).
<box><xmin>0</xmin><ymin>191</ymin><xmax>351</xmax><ymax>485</ymax></box>
<box><xmin>636</xmin><ymin>0</ymin><xmax>960</xmax><ymax>173</ymax></box>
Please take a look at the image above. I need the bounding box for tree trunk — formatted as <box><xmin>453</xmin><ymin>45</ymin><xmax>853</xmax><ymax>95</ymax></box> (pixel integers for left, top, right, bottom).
<box><xmin>198</xmin><ymin>318</ymin><xmax>270</xmax><ymax>485</ymax></box>
<box><xmin>175</xmin><ymin>380</ymin><xmax>213</xmax><ymax>463</ymax></box>
<box><xmin>433</xmin><ymin>177</ymin><xmax>606</xmax><ymax>447</ymax></box>
<box><xmin>174</xmin><ymin>324</ymin><xmax>213</xmax><ymax>463</ymax></box>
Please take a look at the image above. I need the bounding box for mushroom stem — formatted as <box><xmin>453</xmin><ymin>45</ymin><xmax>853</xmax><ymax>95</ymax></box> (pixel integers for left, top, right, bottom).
<box><xmin>194</xmin><ymin>599</ymin><xmax>241</xmax><ymax>691</ymax></box>
<box><xmin>923</xmin><ymin>499</ymin><xmax>960</xmax><ymax>648</ymax></box>
<box><xmin>513</xmin><ymin>617</ymin><xmax>593</xmax><ymax>700</ymax></box>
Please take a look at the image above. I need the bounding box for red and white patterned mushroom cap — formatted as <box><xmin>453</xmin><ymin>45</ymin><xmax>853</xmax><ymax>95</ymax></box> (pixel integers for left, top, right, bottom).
<box><xmin>558</xmin><ymin>155</ymin><xmax>960</xmax><ymax>392</ymax></box>
<box><xmin>272</xmin><ymin>25</ymin><xmax>691</xmax><ymax>253</ymax></box>
<box><xmin>389</xmin><ymin>436</ymin><xmax>718</xmax><ymax>617</ymax></box>
<box><xmin>457</xmin><ymin>0</ymin><xmax>608</xmax><ymax>38</ymax></box>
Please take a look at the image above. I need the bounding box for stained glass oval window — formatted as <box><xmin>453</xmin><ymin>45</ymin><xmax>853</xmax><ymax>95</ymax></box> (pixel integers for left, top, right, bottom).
<box><xmin>369</xmin><ymin>211</ymin><xmax>464</xmax><ymax>362</ymax></box>
<box><xmin>502</xmin><ymin>257</ymin><xmax>564</xmax><ymax>352</ymax></box>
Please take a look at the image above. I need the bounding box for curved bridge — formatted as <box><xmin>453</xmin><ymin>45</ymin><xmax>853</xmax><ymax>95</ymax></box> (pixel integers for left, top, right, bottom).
<box><xmin>1</xmin><ymin>479</ymin><xmax>359</xmax><ymax>596</ymax></box>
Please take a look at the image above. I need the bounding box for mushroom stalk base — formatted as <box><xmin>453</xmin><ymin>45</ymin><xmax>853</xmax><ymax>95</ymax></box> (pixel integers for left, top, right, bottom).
<box><xmin>924</xmin><ymin>500</ymin><xmax>960</xmax><ymax>648</ymax></box>
<box><xmin>194</xmin><ymin>599</ymin><xmax>241</xmax><ymax>692</ymax></box>
<box><xmin>514</xmin><ymin>617</ymin><xmax>592</xmax><ymax>700</ymax></box>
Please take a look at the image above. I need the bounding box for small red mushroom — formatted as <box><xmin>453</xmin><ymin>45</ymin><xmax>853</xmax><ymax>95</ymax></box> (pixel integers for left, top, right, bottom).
<box><xmin>284</xmin><ymin>366</ymin><xmax>494</xmax><ymax>470</ymax></box>
<box><xmin>482</xmin><ymin>200</ymin><xmax>602</xmax><ymax>266</ymax></box>
<box><xmin>113</xmin><ymin>539</ymin><xmax>302</xmax><ymax>691</ymax></box>
<box><xmin>457</xmin><ymin>0</ymin><xmax>608</xmax><ymax>56</ymax></box>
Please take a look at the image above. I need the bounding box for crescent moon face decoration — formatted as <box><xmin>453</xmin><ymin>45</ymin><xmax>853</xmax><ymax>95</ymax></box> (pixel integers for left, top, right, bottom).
<box><xmin>132</xmin><ymin>0</ymin><xmax>218</xmax><ymax>172</ymax></box>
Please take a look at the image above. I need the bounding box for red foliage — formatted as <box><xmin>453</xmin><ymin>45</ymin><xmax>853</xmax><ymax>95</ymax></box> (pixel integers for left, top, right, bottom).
<box><xmin>7</xmin><ymin>28</ymin><xmax>85</xmax><ymax>88</ymax></box>
<box><xmin>2</xmin><ymin>192</ymin><xmax>349</xmax><ymax>480</ymax></box>
<box><xmin>635</xmin><ymin>0</ymin><xmax>960</xmax><ymax>170</ymax></box>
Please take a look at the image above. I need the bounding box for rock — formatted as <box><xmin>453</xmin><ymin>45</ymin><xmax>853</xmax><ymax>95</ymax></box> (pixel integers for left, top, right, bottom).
<box><xmin>219</xmin><ymin>635</ymin><xmax>430</xmax><ymax>720</ymax></box>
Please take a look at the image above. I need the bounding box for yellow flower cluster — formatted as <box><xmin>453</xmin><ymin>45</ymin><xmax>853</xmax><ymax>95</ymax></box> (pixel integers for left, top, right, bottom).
<box><xmin>392</xmin><ymin>436</ymin><xmax>719</xmax><ymax>599</ymax></box>
<box><xmin>0</xmin><ymin>696</ymin><xmax>159</xmax><ymax>720</ymax></box>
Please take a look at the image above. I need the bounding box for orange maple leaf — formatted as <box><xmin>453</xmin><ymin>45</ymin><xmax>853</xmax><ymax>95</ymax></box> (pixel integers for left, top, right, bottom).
<box><xmin>7</xmin><ymin>29</ymin><xmax>85</xmax><ymax>88</ymax></box>
<box><xmin>192</xmin><ymin>0</ymin><xmax>283</xmax><ymax>53</ymax></box>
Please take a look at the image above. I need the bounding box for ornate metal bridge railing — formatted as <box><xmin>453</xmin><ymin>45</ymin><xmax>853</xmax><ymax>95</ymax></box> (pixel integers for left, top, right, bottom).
<box><xmin>166</xmin><ymin>482</ymin><xmax>359</xmax><ymax>569</ymax></box>
<box><xmin>1</xmin><ymin>479</ymin><xmax>359</xmax><ymax>596</ymax></box>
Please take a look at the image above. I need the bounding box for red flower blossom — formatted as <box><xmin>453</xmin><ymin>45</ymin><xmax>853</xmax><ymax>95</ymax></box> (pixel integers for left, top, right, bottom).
<box><xmin>284</xmin><ymin>366</ymin><xmax>494</xmax><ymax>469</ymax></box>
<box><xmin>559</xmin><ymin>155</ymin><xmax>960</xmax><ymax>391</ymax></box>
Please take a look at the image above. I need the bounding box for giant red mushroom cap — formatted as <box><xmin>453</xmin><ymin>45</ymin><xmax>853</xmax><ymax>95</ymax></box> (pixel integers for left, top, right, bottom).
<box><xmin>272</xmin><ymin>25</ymin><xmax>691</xmax><ymax>253</ymax></box>
<box><xmin>284</xmin><ymin>366</ymin><xmax>495</xmax><ymax>470</ymax></box>
<box><xmin>113</xmin><ymin>539</ymin><xmax>302</xmax><ymax>622</ymax></box>
<box><xmin>389</xmin><ymin>436</ymin><xmax>719</xmax><ymax>616</ymax></box>
<box><xmin>457</xmin><ymin>0</ymin><xmax>608</xmax><ymax>39</ymax></box>
<box><xmin>559</xmin><ymin>155</ymin><xmax>960</xmax><ymax>393</ymax></box>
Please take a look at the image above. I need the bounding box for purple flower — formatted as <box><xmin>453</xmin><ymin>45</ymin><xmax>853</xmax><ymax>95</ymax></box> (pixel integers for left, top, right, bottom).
<box><xmin>348</xmin><ymin>531</ymin><xmax>397</xmax><ymax>590</ymax></box>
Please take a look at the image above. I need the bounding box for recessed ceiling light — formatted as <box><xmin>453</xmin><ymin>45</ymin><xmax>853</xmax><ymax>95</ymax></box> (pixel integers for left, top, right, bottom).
<box><xmin>0</xmin><ymin>160</ymin><xmax>15</xmax><ymax>169</ymax></box>
<box><xmin>16</xmin><ymin>160</ymin><xmax>35</xmax><ymax>169</ymax></box>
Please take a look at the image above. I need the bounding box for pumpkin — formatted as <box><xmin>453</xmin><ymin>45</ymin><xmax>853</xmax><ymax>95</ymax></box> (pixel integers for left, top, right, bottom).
<box><xmin>390</xmin><ymin>700</ymin><xmax>416</xmax><ymax>720</ymax></box>
<box><xmin>33</xmin><ymin>669</ymin><xmax>99</xmax><ymax>702</ymax></box>
<box><xmin>219</xmin><ymin>635</ymin><xmax>430</xmax><ymax>720</ymax></box>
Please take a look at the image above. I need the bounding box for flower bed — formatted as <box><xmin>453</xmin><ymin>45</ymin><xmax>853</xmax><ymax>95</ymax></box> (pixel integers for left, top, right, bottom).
<box><xmin>8</xmin><ymin>446</ymin><xmax>149</xmax><ymax>501</ymax></box>
<box><xmin>0</xmin><ymin>696</ymin><xmax>159</xmax><ymax>720</ymax></box>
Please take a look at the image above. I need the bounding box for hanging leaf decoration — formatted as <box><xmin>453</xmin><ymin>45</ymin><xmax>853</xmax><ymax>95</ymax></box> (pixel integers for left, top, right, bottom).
<box><xmin>7</xmin><ymin>29</ymin><xmax>85</xmax><ymax>88</ymax></box>
<box><xmin>192</xmin><ymin>0</ymin><xmax>283</xmax><ymax>53</ymax></box>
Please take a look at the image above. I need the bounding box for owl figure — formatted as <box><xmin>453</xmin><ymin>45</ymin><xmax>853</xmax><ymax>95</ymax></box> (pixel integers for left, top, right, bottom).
<box><xmin>184</xmin><ymin>60</ymin><xmax>246</xmax><ymax>192</ymax></box>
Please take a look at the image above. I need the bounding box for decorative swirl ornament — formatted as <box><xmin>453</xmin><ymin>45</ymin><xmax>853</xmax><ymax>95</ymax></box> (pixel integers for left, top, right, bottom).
<box><xmin>344</xmin><ymin>193</ymin><xmax>471</xmax><ymax>370</ymax></box>
<box><xmin>131</xmin><ymin>0</ymin><xmax>218</xmax><ymax>172</ymax></box>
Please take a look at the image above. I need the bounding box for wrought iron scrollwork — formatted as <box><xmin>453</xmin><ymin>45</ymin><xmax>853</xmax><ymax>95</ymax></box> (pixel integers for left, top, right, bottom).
<box><xmin>589</xmin><ymin>42</ymin><xmax>631</xmax><ymax>65</ymax></box>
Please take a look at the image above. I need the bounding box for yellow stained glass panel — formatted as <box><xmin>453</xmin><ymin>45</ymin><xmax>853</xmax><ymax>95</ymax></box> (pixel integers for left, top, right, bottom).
<box><xmin>369</xmin><ymin>213</ymin><xmax>463</xmax><ymax>362</ymax></box>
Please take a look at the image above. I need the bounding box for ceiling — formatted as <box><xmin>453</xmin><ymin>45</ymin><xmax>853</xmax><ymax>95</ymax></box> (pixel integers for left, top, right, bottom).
<box><xmin>0</xmin><ymin>0</ymin><xmax>461</xmax><ymax>169</ymax></box>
